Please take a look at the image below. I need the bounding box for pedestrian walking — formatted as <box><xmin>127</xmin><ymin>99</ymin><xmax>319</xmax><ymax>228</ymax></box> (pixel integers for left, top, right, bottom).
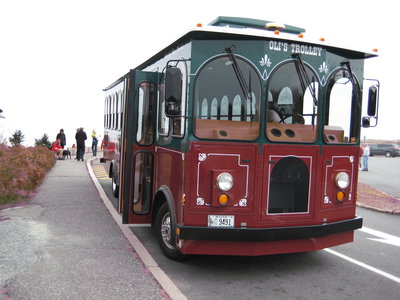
<box><xmin>362</xmin><ymin>145</ymin><xmax>370</xmax><ymax>171</ymax></box>
<box><xmin>75</xmin><ymin>127</ymin><xmax>87</xmax><ymax>161</ymax></box>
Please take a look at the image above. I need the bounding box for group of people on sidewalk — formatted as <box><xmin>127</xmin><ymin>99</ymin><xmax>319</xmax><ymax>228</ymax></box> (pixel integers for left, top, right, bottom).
<box><xmin>50</xmin><ymin>128</ymin><xmax>99</xmax><ymax>161</ymax></box>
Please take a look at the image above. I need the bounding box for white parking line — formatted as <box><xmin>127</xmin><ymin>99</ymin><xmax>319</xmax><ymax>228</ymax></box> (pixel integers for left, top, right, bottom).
<box><xmin>359</xmin><ymin>227</ymin><xmax>400</xmax><ymax>247</ymax></box>
<box><xmin>324</xmin><ymin>247</ymin><xmax>400</xmax><ymax>284</ymax></box>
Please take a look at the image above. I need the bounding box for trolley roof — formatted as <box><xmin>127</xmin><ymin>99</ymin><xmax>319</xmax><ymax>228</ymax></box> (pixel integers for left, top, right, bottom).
<box><xmin>202</xmin><ymin>16</ymin><xmax>378</xmax><ymax>58</ymax></box>
<box><xmin>140</xmin><ymin>16</ymin><xmax>376</xmax><ymax>66</ymax></box>
<box><xmin>105</xmin><ymin>17</ymin><xmax>377</xmax><ymax>91</ymax></box>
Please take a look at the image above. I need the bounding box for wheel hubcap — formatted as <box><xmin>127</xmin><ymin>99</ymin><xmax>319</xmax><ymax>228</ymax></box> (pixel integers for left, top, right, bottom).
<box><xmin>161</xmin><ymin>212</ymin><xmax>173</xmax><ymax>249</ymax></box>
<box><xmin>112</xmin><ymin>179</ymin><xmax>116</xmax><ymax>191</ymax></box>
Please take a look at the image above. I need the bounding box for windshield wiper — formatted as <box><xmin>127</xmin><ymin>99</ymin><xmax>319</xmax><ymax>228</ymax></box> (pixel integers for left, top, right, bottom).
<box><xmin>292</xmin><ymin>53</ymin><xmax>318</xmax><ymax>106</ymax></box>
<box><xmin>339</xmin><ymin>61</ymin><xmax>357</xmax><ymax>88</ymax></box>
<box><xmin>341</xmin><ymin>60</ymin><xmax>361</xmax><ymax>110</ymax></box>
<box><xmin>225</xmin><ymin>46</ymin><xmax>251</xmax><ymax>101</ymax></box>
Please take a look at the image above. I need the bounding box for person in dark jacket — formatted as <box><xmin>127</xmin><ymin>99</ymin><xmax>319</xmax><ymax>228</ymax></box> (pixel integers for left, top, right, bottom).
<box><xmin>56</xmin><ymin>129</ymin><xmax>66</xmax><ymax>149</ymax></box>
<box><xmin>75</xmin><ymin>127</ymin><xmax>87</xmax><ymax>161</ymax></box>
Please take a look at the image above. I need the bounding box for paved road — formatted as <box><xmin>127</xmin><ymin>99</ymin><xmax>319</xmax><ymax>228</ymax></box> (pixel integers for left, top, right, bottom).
<box><xmin>358</xmin><ymin>156</ymin><xmax>400</xmax><ymax>198</ymax></box>
<box><xmin>95</xmin><ymin>159</ymin><xmax>400</xmax><ymax>300</ymax></box>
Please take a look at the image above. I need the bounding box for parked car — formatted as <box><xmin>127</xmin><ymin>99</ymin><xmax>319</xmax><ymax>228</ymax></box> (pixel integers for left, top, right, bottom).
<box><xmin>369</xmin><ymin>144</ymin><xmax>400</xmax><ymax>157</ymax></box>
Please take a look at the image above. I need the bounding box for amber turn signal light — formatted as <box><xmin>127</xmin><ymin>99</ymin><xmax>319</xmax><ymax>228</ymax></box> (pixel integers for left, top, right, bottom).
<box><xmin>336</xmin><ymin>191</ymin><xmax>345</xmax><ymax>202</ymax></box>
<box><xmin>218</xmin><ymin>194</ymin><xmax>229</xmax><ymax>205</ymax></box>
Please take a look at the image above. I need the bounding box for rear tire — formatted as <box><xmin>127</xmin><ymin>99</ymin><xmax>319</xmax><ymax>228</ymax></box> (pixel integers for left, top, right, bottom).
<box><xmin>155</xmin><ymin>202</ymin><xmax>185</xmax><ymax>260</ymax></box>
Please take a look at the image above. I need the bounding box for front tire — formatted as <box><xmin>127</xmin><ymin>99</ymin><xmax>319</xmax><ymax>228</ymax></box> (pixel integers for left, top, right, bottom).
<box><xmin>385</xmin><ymin>151</ymin><xmax>391</xmax><ymax>158</ymax></box>
<box><xmin>155</xmin><ymin>202</ymin><xmax>185</xmax><ymax>260</ymax></box>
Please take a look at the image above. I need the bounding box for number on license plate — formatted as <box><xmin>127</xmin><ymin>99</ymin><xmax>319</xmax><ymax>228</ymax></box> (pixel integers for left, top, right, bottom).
<box><xmin>208</xmin><ymin>215</ymin><xmax>234</xmax><ymax>228</ymax></box>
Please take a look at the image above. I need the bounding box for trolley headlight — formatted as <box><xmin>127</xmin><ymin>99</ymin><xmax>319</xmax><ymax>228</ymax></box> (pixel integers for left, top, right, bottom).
<box><xmin>335</xmin><ymin>172</ymin><xmax>350</xmax><ymax>189</ymax></box>
<box><xmin>216</xmin><ymin>172</ymin><xmax>234</xmax><ymax>191</ymax></box>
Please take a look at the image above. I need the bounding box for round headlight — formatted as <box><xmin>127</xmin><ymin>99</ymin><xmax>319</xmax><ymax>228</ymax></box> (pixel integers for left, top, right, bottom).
<box><xmin>216</xmin><ymin>172</ymin><xmax>233</xmax><ymax>191</ymax></box>
<box><xmin>336</xmin><ymin>172</ymin><xmax>350</xmax><ymax>189</ymax></box>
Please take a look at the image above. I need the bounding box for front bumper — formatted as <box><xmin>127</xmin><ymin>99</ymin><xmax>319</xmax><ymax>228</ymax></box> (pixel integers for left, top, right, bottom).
<box><xmin>178</xmin><ymin>216</ymin><xmax>362</xmax><ymax>242</ymax></box>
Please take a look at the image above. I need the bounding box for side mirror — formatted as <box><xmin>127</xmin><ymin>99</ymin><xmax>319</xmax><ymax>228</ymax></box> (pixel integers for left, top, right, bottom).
<box><xmin>362</xmin><ymin>80</ymin><xmax>379</xmax><ymax>128</ymax></box>
<box><xmin>367</xmin><ymin>85</ymin><xmax>378</xmax><ymax>116</ymax></box>
<box><xmin>165</xmin><ymin>67</ymin><xmax>182</xmax><ymax>117</ymax></box>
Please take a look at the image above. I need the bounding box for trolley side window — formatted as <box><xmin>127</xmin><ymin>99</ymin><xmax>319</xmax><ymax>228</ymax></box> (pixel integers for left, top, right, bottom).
<box><xmin>136</xmin><ymin>82</ymin><xmax>155</xmax><ymax>145</ymax></box>
<box><xmin>194</xmin><ymin>55</ymin><xmax>261</xmax><ymax>141</ymax></box>
<box><xmin>158</xmin><ymin>82</ymin><xmax>169</xmax><ymax>136</ymax></box>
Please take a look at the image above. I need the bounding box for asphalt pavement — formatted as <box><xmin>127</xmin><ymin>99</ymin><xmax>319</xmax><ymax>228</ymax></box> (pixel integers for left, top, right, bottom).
<box><xmin>0</xmin><ymin>156</ymin><xmax>164</xmax><ymax>300</ymax></box>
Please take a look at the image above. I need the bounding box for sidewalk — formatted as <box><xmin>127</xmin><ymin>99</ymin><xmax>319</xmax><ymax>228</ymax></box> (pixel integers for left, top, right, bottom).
<box><xmin>0</xmin><ymin>157</ymin><xmax>163</xmax><ymax>300</ymax></box>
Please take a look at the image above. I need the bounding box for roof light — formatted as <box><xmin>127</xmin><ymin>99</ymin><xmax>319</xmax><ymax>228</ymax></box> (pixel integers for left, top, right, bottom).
<box><xmin>298</xmin><ymin>33</ymin><xmax>304</xmax><ymax>38</ymax></box>
<box><xmin>274</xmin><ymin>30</ymin><xmax>280</xmax><ymax>35</ymax></box>
<box><xmin>197</xmin><ymin>23</ymin><xmax>203</xmax><ymax>27</ymax></box>
<box><xmin>373</xmin><ymin>48</ymin><xmax>378</xmax><ymax>52</ymax></box>
<box><xmin>320</xmin><ymin>37</ymin><xmax>325</xmax><ymax>42</ymax></box>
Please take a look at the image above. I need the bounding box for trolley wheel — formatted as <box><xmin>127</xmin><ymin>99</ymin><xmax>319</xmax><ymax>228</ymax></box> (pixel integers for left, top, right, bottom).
<box><xmin>112</xmin><ymin>171</ymin><xmax>119</xmax><ymax>198</ymax></box>
<box><xmin>155</xmin><ymin>202</ymin><xmax>185</xmax><ymax>260</ymax></box>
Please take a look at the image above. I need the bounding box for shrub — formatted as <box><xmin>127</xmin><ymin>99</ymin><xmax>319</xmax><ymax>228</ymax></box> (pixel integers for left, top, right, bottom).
<box><xmin>0</xmin><ymin>144</ymin><xmax>55</xmax><ymax>207</ymax></box>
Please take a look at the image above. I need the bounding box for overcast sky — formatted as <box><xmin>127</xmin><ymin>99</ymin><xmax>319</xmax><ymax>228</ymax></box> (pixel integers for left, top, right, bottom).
<box><xmin>0</xmin><ymin>0</ymin><xmax>398</xmax><ymax>146</ymax></box>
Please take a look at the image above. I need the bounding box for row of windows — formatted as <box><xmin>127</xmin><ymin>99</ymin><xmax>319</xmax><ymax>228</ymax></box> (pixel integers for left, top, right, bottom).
<box><xmin>104</xmin><ymin>62</ymin><xmax>187</xmax><ymax>145</ymax></box>
<box><xmin>193</xmin><ymin>55</ymin><xmax>359</xmax><ymax>144</ymax></box>
<box><xmin>104</xmin><ymin>91</ymin><xmax>124</xmax><ymax>131</ymax></box>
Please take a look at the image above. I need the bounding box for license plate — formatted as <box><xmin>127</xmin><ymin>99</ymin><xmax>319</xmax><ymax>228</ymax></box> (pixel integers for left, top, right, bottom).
<box><xmin>208</xmin><ymin>215</ymin><xmax>234</xmax><ymax>228</ymax></box>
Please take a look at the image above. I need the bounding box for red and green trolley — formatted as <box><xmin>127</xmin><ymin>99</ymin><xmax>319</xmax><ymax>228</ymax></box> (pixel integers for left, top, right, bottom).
<box><xmin>102</xmin><ymin>17</ymin><xmax>379</xmax><ymax>259</ymax></box>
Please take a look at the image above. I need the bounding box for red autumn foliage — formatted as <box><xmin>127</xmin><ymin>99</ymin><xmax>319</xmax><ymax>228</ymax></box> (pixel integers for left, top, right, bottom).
<box><xmin>0</xmin><ymin>144</ymin><xmax>55</xmax><ymax>207</ymax></box>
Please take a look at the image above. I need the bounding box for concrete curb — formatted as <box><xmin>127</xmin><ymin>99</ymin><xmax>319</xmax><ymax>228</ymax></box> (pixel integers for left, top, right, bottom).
<box><xmin>86</xmin><ymin>158</ymin><xmax>187</xmax><ymax>300</ymax></box>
